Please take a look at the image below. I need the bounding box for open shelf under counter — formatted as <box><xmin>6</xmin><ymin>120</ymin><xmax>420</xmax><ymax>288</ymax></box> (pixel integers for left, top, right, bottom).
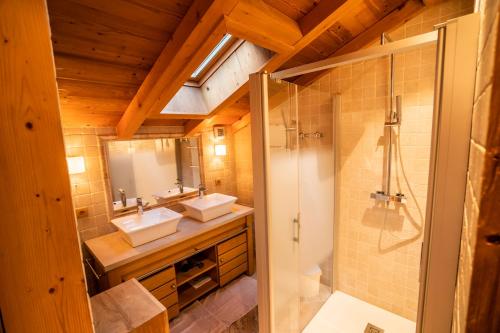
<box><xmin>176</xmin><ymin>258</ymin><xmax>217</xmax><ymax>287</ymax></box>
<box><xmin>178</xmin><ymin>279</ymin><xmax>218</xmax><ymax>309</ymax></box>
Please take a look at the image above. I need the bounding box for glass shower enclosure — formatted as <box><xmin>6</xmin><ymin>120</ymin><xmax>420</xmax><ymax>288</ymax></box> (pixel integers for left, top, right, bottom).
<box><xmin>250</xmin><ymin>13</ymin><xmax>479</xmax><ymax>333</ymax></box>
<box><xmin>250</xmin><ymin>74</ymin><xmax>335</xmax><ymax>332</ymax></box>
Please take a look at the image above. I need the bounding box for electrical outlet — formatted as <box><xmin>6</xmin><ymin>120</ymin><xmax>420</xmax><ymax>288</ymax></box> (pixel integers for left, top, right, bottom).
<box><xmin>76</xmin><ymin>207</ymin><xmax>89</xmax><ymax>218</ymax></box>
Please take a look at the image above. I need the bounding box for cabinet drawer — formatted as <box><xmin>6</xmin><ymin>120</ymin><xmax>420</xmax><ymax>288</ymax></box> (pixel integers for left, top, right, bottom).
<box><xmin>217</xmin><ymin>233</ymin><xmax>247</xmax><ymax>255</ymax></box>
<box><xmin>139</xmin><ymin>266</ymin><xmax>175</xmax><ymax>291</ymax></box>
<box><xmin>167</xmin><ymin>304</ymin><xmax>180</xmax><ymax>320</ymax></box>
<box><xmin>159</xmin><ymin>291</ymin><xmax>178</xmax><ymax>309</ymax></box>
<box><xmin>150</xmin><ymin>279</ymin><xmax>177</xmax><ymax>300</ymax></box>
<box><xmin>220</xmin><ymin>252</ymin><xmax>247</xmax><ymax>276</ymax></box>
<box><xmin>220</xmin><ymin>262</ymin><xmax>248</xmax><ymax>286</ymax></box>
<box><xmin>218</xmin><ymin>243</ymin><xmax>246</xmax><ymax>265</ymax></box>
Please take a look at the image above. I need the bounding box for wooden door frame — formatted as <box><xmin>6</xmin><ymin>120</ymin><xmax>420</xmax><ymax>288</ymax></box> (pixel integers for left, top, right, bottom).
<box><xmin>0</xmin><ymin>0</ymin><xmax>94</xmax><ymax>331</ymax></box>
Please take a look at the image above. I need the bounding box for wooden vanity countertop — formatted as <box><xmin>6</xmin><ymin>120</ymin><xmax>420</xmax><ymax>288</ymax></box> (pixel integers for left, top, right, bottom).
<box><xmin>85</xmin><ymin>204</ymin><xmax>254</xmax><ymax>272</ymax></box>
<box><xmin>90</xmin><ymin>278</ymin><xmax>167</xmax><ymax>333</ymax></box>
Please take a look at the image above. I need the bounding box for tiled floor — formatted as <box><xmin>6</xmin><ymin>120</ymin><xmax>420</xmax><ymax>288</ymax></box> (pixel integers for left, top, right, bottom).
<box><xmin>170</xmin><ymin>275</ymin><xmax>258</xmax><ymax>333</ymax></box>
<box><xmin>302</xmin><ymin>291</ymin><xmax>416</xmax><ymax>333</ymax></box>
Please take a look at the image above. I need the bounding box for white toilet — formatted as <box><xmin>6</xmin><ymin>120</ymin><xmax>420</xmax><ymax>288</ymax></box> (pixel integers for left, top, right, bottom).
<box><xmin>300</xmin><ymin>265</ymin><xmax>322</xmax><ymax>298</ymax></box>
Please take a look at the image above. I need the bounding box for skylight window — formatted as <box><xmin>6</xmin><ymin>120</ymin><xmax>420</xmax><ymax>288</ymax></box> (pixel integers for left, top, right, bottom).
<box><xmin>190</xmin><ymin>34</ymin><xmax>233</xmax><ymax>80</ymax></box>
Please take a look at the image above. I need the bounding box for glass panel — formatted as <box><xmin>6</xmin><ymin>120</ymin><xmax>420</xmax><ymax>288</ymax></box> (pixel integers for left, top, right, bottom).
<box><xmin>265</xmin><ymin>77</ymin><xmax>301</xmax><ymax>333</ymax></box>
<box><xmin>296</xmin><ymin>80</ymin><xmax>335</xmax><ymax>330</ymax></box>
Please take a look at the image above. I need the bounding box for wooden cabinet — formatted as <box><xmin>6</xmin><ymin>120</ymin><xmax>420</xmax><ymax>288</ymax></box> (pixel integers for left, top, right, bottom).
<box><xmin>140</xmin><ymin>266</ymin><xmax>176</xmax><ymax>291</ymax></box>
<box><xmin>217</xmin><ymin>233</ymin><xmax>250</xmax><ymax>287</ymax></box>
<box><xmin>87</xmin><ymin>211</ymin><xmax>254</xmax><ymax>321</ymax></box>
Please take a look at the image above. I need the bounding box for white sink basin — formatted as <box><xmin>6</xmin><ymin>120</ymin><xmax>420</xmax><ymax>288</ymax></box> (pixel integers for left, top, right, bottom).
<box><xmin>153</xmin><ymin>187</ymin><xmax>197</xmax><ymax>204</ymax></box>
<box><xmin>181</xmin><ymin>193</ymin><xmax>237</xmax><ymax>222</ymax></box>
<box><xmin>111</xmin><ymin>207</ymin><xmax>182</xmax><ymax>247</ymax></box>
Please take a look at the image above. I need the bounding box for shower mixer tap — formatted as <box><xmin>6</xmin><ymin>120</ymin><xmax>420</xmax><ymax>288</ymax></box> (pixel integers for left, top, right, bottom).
<box><xmin>385</xmin><ymin>95</ymin><xmax>403</xmax><ymax>127</ymax></box>
<box><xmin>370</xmin><ymin>191</ymin><xmax>407</xmax><ymax>204</ymax></box>
<box><xmin>299</xmin><ymin>131</ymin><xmax>323</xmax><ymax>139</ymax></box>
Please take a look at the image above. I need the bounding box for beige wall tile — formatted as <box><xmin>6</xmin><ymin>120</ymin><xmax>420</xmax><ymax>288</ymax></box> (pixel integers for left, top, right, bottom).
<box><xmin>63</xmin><ymin>126</ymin><xmax>185</xmax><ymax>242</ymax></box>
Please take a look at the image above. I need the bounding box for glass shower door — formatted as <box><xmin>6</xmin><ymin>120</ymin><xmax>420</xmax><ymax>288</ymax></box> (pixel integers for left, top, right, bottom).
<box><xmin>264</xmin><ymin>77</ymin><xmax>301</xmax><ymax>333</ymax></box>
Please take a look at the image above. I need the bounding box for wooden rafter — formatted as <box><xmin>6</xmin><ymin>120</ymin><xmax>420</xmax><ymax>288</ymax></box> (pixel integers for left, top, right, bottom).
<box><xmin>118</xmin><ymin>0</ymin><xmax>350</xmax><ymax>137</ymax></box>
<box><xmin>224</xmin><ymin>0</ymin><xmax>303</xmax><ymax>53</ymax></box>
<box><xmin>204</xmin><ymin>0</ymin><xmax>358</xmax><ymax>118</ymax></box>
<box><xmin>116</xmin><ymin>0</ymin><xmax>240</xmax><ymax>138</ymax></box>
<box><xmin>189</xmin><ymin>0</ymin><xmax>425</xmax><ymax>136</ymax></box>
<box><xmin>294</xmin><ymin>0</ymin><xmax>424</xmax><ymax>85</ymax></box>
<box><xmin>184</xmin><ymin>115</ymin><xmax>240</xmax><ymax>136</ymax></box>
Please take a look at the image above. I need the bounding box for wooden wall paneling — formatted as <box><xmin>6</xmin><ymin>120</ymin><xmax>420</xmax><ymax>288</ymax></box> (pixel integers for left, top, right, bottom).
<box><xmin>57</xmin><ymin>79</ymin><xmax>138</xmax><ymax>100</ymax></box>
<box><xmin>148</xmin><ymin>114</ymin><xmax>208</xmax><ymax>120</ymax></box>
<box><xmin>0</xmin><ymin>0</ymin><xmax>93</xmax><ymax>331</ymax></box>
<box><xmin>61</xmin><ymin>112</ymin><xmax>123</xmax><ymax>127</ymax></box>
<box><xmin>49</xmin><ymin>17</ymin><xmax>165</xmax><ymax>67</ymax></box>
<box><xmin>52</xmin><ymin>34</ymin><xmax>157</xmax><ymax>69</ymax></box>
<box><xmin>66</xmin><ymin>0</ymin><xmax>192</xmax><ymax>33</ymax></box>
<box><xmin>141</xmin><ymin>119</ymin><xmax>187</xmax><ymax>127</ymax></box>
<box><xmin>47</xmin><ymin>0</ymin><xmax>175</xmax><ymax>41</ymax></box>
<box><xmin>59</xmin><ymin>96</ymin><xmax>129</xmax><ymax>115</ymax></box>
<box><xmin>116</xmin><ymin>0</ymin><xmax>240</xmax><ymax>138</ymax></box>
<box><xmin>55</xmin><ymin>54</ymin><xmax>147</xmax><ymax>86</ymax></box>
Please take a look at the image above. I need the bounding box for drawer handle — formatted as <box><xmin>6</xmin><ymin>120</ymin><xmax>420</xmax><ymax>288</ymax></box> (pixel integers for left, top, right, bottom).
<box><xmin>171</xmin><ymin>284</ymin><xmax>176</xmax><ymax>290</ymax></box>
<box><xmin>220</xmin><ymin>258</ymin><xmax>225</xmax><ymax>263</ymax></box>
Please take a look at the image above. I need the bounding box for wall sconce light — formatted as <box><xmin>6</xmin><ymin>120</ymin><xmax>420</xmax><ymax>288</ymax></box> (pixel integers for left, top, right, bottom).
<box><xmin>214</xmin><ymin>144</ymin><xmax>227</xmax><ymax>156</ymax></box>
<box><xmin>67</xmin><ymin>156</ymin><xmax>86</xmax><ymax>175</ymax></box>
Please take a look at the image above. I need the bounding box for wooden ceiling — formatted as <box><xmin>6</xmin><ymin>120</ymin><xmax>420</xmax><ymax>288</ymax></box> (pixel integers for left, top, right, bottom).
<box><xmin>48</xmin><ymin>0</ymin><xmax>193</xmax><ymax>127</ymax></box>
<box><xmin>47</xmin><ymin>0</ymin><xmax>427</xmax><ymax>132</ymax></box>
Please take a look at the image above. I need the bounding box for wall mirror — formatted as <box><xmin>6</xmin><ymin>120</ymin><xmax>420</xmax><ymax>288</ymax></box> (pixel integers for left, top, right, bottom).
<box><xmin>104</xmin><ymin>137</ymin><xmax>203</xmax><ymax>216</ymax></box>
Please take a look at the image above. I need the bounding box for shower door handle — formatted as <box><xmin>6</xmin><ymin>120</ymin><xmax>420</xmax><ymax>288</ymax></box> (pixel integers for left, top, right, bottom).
<box><xmin>293</xmin><ymin>215</ymin><xmax>300</xmax><ymax>243</ymax></box>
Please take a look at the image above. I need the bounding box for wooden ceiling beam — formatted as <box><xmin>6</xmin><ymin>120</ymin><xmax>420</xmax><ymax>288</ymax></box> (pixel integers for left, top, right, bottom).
<box><xmin>293</xmin><ymin>0</ymin><xmax>425</xmax><ymax>86</ymax></box>
<box><xmin>224</xmin><ymin>0</ymin><xmax>303</xmax><ymax>53</ymax></box>
<box><xmin>299</xmin><ymin>0</ymin><xmax>350</xmax><ymax>35</ymax></box>
<box><xmin>232</xmin><ymin>112</ymin><xmax>251</xmax><ymax>132</ymax></box>
<box><xmin>207</xmin><ymin>0</ymin><xmax>423</xmax><ymax>122</ymax></box>
<box><xmin>184</xmin><ymin>115</ymin><xmax>240</xmax><ymax>136</ymax></box>
<box><xmin>206</xmin><ymin>0</ymin><xmax>360</xmax><ymax>117</ymax></box>
<box><xmin>116</xmin><ymin>0</ymin><xmax>240</xmax><ymax>138</ymax></box>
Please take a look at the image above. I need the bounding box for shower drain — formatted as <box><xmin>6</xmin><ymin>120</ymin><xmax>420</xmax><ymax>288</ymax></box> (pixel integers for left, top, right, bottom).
<box><xmin>364</xmin><ymin>323</ymin><xmax>384</xmax><ymax>333</ymax></box>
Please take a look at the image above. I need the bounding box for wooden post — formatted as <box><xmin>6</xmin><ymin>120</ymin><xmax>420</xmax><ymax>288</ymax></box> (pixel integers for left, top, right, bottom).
<box><xmin>0</xmin><ymin>0</ymin><xmax>94</xmax><ymax>332</ymax></box>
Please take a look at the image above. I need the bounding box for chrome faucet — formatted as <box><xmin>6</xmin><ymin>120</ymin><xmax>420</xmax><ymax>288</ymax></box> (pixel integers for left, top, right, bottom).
<box><xmin>198</xmin><ymin>184</ymin><xmax>206</xmax><ymax>198</ymax></box>
<box><xmin>175</xmin><ymin>179</ymin><xmax>184</xmax><ymax>193</ymax></box>
<box><xmin>118</xmin><ymin>188</ymin><xmax>126</xmax><ymax>207</ymax></box>
<box><xmin>136</xmin><ymin>197</ymin><xmax>144</xmax><ymax>215</ymax></box>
